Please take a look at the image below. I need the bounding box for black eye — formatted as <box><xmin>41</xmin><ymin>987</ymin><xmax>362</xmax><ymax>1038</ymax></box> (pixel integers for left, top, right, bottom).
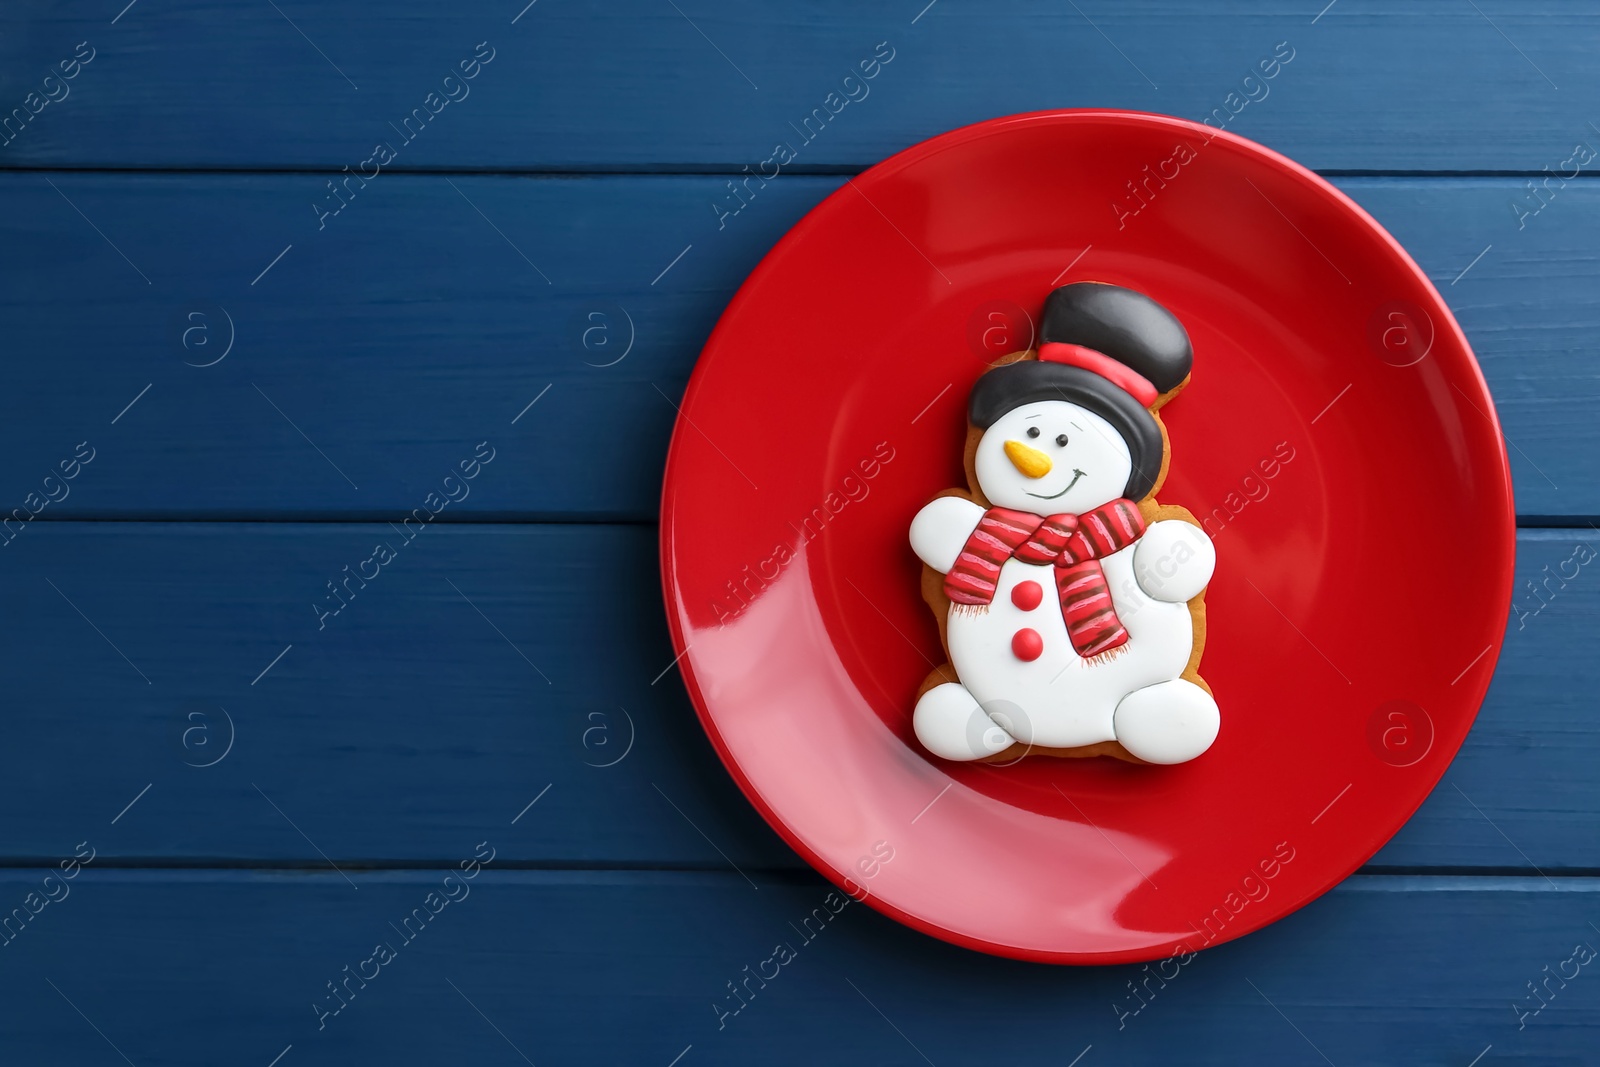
<box><xmin>1055</xmin><ymin>434</ymin><xmax>1069</xmax><ymax>447</ymax></box>
<box><xmin>1025</xmin><ymin>426</ymin><xmax>1040</xmax><ymax>439</ymax></box>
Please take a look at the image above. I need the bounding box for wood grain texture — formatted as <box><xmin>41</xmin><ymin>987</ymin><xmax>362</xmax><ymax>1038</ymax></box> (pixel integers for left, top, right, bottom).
<box><xmin>0</xmin><ymin>870</ymin><xmax>1593</xmax><ymax>1066</ymax></box>
<box><xmin>0</xmin><ymin>173</ymin><xmax>1594</xmax><ymax>519</ymax></box>
<box><xmin>0</xmin><ymin>523</ymin><xmax>1587</xmax><ymax>870</ymax></box>
<box><xmin>0</xmin><ymin>1</ymin><xmax>1595</xmax><ymax>171</ymax></box>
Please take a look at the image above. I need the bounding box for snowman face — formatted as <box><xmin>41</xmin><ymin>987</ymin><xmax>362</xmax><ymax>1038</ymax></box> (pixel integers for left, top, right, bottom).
<box><xmin>974</xmin><ymin>400</ymin><xmax>1134</xmax><ymax>513</ymax></box>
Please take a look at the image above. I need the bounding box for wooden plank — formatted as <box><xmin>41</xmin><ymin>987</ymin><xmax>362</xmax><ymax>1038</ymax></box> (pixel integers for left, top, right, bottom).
<box><xmin>0</xmin><ymin>171</ymin><xmax>741</xmax><ymax>524</ymax></box>
<box><xmin>0</xmin><ymin>523</ymin><xmax>1589</xmax><ymax>869</ymax></box>
<box><xmin>0</xmin><ymin>173</ymin><xmax>1595</xmax><ymax>519</ymax></box>
<box><xmin>0</xmin><ymin>521</ymin><xmax>796</xmax><ymax>870</ymax></box>
<box><xmin>0</xmin><ymin>869</ymin><xmax>1592</xmax><ymax>1065</ymax></box>
<box><xmin>0</xmin><ymin>1</ymin><xmax>1595</xmax><ymax>170</ymax></box>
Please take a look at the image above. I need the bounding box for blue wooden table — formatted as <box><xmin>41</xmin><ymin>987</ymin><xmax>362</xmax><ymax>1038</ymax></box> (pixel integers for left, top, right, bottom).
<box><xmin>1</xmin><ymin>2</ymin><xmax>1596</xmax><ymax>1063</ymax></box>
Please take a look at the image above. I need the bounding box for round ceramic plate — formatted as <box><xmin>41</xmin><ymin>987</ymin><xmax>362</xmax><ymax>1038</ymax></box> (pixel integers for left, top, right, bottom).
<box><xmin>659</xmin><ymin>110</ymin><xmax>1514</xmax><ymax>964</ymax></box>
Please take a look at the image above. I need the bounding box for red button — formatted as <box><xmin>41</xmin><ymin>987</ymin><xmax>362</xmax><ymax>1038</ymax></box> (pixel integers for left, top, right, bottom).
<box><xmin>1011</xmin><ymin>580</ymin><xmax>1044</xmax><ymax>611</ymax></box>
<box><xmin>1011</xmin><ymin>628</ymin><xmax>1043</xmax><ymax>661</ymax></box>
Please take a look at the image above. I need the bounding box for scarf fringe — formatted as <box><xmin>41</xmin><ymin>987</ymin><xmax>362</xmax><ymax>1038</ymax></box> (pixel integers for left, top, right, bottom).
<box><xmin>1080</xmin><ymin>642</ymin><xmax>1130</xmax><ymax>668</ymax></box>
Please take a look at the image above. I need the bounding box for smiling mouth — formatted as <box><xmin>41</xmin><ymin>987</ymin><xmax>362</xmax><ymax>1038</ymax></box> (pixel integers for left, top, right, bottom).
<box><xmin>1028</xmin><ymin>468</ymin><xmax>1086</xmax><ymax>500</ymax></box>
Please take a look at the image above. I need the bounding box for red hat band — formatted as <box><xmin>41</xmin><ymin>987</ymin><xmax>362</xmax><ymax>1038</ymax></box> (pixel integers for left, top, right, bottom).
<box><xmin>1037</xmin><ymin>342</ymin><xmax>1159</xmax><ymax>408</ymax></box>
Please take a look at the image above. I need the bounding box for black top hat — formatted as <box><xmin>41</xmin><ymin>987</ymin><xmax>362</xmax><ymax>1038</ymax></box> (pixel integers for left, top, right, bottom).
<box><xmin>968</xmin><ymin>283</ymin><xmax>1193</xmax><ymax>502</ymax></box>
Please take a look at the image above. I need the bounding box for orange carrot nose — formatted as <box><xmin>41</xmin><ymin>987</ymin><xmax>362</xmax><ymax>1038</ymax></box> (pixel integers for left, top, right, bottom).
<box><xmin>1004</xmin><ymin>440</ymin><xmax>1052</xmax><ymax>478</ymax></box>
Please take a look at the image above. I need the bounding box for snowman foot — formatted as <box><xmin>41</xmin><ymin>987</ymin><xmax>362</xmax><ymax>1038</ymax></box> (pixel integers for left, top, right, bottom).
<box><xmin>1113</xmin><ymin>679</ymin><xmax>1220</xmax><ymax>765</ymax></box>
<box><xmin>914</xmin><ymin>682</ymin><xmax>1016</xmax><ymax>761</ymax></box>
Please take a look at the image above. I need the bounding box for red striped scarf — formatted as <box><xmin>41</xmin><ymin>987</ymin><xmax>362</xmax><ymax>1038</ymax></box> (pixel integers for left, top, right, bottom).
<box><xmin>943</xmin><ymin>501</ymin><xmax>1147</xmax><ymax>659</ymax></box>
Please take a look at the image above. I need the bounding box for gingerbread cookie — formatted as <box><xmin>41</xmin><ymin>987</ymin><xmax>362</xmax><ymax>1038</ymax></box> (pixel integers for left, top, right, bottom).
<box><xmin>909</xmin><ymin>282</ymin><xmax>1218</xmax><ymax>765</ymax></box>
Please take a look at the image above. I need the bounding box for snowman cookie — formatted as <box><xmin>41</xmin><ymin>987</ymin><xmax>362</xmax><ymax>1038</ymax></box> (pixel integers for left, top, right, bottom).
<box><xmin>910</xmin><ymin>282</ymin><xmax>1218</xmax><ymax>765</ymax></box>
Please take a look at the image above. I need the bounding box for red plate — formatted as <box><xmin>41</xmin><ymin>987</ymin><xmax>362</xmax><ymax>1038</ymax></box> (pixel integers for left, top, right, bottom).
<box><xmin>659</xmin><ymin>110</ymin><xmax>1514</xmax><ymax>964</ymax></box>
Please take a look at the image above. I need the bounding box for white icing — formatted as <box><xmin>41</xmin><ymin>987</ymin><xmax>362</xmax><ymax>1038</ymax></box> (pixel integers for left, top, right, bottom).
<box><xmin>973</xmin><ymin>400</ymin><xmax>1133</xmax><ymax>515</ymax></box>
<box><xmin>908</xmin><ymin>397</ymin><xmax>1220</xmax><ymax>764</ymax></box>
<box><xmin>909</xmin><ymin>495</ymin><xmax>985</xmax><ymax>573</ymax></box>
<box><xmin>1133</xmin><ymin>519</ymin><xmax>1217</xmax><ymax>603</ymax></box>
<box><xmin>945</xmin><ymin>550</ymin><xmax>1195</xmax><ymax>749</ymax></box>
<box><xmin>913</xmin><ymin>682</ymin><xmax>1014</xmax><ymax>761</ymax></box>
<box><xmin>1112</xmin><ymin>679</ymin><xmax>1220</xmax><ymax>764</ymax></box>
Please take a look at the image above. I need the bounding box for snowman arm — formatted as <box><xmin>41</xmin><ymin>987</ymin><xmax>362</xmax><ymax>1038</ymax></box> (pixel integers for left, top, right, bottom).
<box><xmin>910</xmin><ymin>496</ymin><xmax>986</xmax><ymax>574</ymax></box>
<box><xmin>1132</xmin><ymin>519</ymin><xmax>1216</xmax><ymax>602</ymax></box>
